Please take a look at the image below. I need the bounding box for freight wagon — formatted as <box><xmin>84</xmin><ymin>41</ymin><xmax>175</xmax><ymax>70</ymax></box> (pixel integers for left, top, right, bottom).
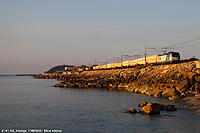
<box><xmin>93</xmin><ymin>51</ymin><xmax>180</xmax><ymax>70</ymax></box>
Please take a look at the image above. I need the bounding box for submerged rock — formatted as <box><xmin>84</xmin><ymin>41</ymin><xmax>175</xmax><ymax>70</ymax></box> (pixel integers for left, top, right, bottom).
<box><xmin>162</xmin><ymin>105</ymin><xmax>177</xmax><ymax>111</ymax></box>
<box><xmin>126</xmin><ymin>108</ymin><xmax>137</xmax><ymax>114</ymax></box>
<box><xmin>127</xmin><ymin>102</ymin><xmax>177</xmax><ymax>116</ymax></box>
<box><xmin>139</xmin><ymin>103</ymin><xmax>161</xmax><ymax>114</ymax></box>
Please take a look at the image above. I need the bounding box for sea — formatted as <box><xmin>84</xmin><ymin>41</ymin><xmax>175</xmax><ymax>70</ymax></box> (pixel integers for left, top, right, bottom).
<box><xmin>0</xmin><ymin>75</ymin><xmax>200</xmax><ymax>133</ymax></box>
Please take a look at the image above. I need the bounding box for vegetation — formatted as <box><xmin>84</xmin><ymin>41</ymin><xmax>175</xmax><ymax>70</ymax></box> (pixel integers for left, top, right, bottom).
<box><xmin>44</xmin><ymin>65</ymin><xmax>73</xmax><ymax>73</ymax></box>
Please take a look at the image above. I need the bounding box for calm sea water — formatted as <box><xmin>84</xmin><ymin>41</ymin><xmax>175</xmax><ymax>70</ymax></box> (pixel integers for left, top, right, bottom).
<box><xmin>0</xmin><ymin>76</ymin><xmax>200</xmax><ymax>133</ymax></box>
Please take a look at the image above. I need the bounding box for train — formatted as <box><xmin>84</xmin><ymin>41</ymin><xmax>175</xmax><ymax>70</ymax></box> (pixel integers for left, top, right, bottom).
<box><xmin>93</xmin><ymin>51</ymin><xmax>180</xmax><ymax>70</ymax></box>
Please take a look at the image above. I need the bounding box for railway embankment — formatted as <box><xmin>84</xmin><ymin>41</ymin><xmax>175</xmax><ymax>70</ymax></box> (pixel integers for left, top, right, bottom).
<box><xmin>35</xmin><ymin>60</ymin><xmax>200</xmax><ymax>112</ymax></box>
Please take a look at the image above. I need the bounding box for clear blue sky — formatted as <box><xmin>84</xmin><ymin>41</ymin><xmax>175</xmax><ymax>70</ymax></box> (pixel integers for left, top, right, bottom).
<box><xmin>1</xmin><ymin>0</ymin><xmax>200</xmax><ymax>74</ymax></box>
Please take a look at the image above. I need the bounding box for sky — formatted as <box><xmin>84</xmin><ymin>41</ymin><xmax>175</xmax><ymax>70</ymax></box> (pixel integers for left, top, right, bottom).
<box><xmin>1</xmin><ymin>0</ymin><xmax>200</xmax><ymax>74</ymax></box>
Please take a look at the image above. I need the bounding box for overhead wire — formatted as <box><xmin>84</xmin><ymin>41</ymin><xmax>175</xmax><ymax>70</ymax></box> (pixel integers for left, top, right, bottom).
<box><xmin>96</xmin><ymin>35</ymin><xmax>200</xmax><ymax>65</ymax></box>
<box><xmin>146</xmin><ymin>36</ymin><xmax>200</xmax><ymax>55</ymax></box>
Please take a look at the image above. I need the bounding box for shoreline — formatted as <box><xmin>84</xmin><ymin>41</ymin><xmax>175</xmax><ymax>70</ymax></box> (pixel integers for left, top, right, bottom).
<box><xmin>16</xmin><ymin>74</ymin><xmax>35</xmax><ymax>76</ymax></box>
<box><xmin>33</xmin><ymin>60</ymin><xmax>200</xmax><ymax>113</ymax></box>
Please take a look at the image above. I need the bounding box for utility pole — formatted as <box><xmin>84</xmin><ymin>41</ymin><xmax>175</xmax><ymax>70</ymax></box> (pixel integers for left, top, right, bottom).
<box><xmin>106</xmin><ymin>58</ymin><xmax>107</xmax><ymax>69</ymax></box>
<box><xmin>121</xmin><ymin>53</ymin><xmax>123</xmax><ymax>69</ymax></box>
<box><xmin>199</xmin><ymin>26</ymin><xmax>200</xmax><ymax>38</ymax></box>
<box><xmin>172</xmin><ymin>44</ymin><xmax>174</xmax><ymax>52</ymax></box>
<box><xmin>113</xmin><ymin>56</ymin><xmax>115</xmax><ymax>68</ymax></box>
<box><xmin>145</xmin><ymin>44</ymin><xmax>147</xmax><ymax>65</ymax></box>
<box><xmin>73</xmin><ymin>63</ymin><xmax>75</xmax><ymax>71</ymax></box>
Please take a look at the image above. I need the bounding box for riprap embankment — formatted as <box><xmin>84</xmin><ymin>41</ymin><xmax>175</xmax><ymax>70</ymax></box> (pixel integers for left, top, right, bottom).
<box><xmin>35</xmin><ymin>61</ymin><xmax>200</xmax><ymax>112</ymax></box>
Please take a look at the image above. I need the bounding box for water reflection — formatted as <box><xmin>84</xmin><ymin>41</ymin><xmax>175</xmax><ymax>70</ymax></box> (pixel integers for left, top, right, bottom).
<box><xmin>0</xmin><ymin>76</ymin><xmax>200</xmax><ymax>133</ymax></box>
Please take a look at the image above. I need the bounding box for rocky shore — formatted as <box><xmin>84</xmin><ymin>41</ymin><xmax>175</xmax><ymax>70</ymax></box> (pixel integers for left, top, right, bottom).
<box><xmin>34</xmin><ymin>61</ymin><xmax>200</xmax><ymax>113</ymax></box>
<box><xmin>126</xmin><ymin>101</ymin><xmax>177</xmax><ymax>114</ymax></box>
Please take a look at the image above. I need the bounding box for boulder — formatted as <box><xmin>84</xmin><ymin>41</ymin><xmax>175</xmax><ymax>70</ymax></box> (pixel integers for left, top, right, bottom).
<box><xmin>195</xmin><ymin>76</ymin><xmax>200</xmax><ymax>82</ymax></box>
<box><xmin>126</xmin><ymin>108</ymin><xmax>137</xmax><ymax>114</ymax></box>
<box><xmin>96</xmin><ymin>84</ymin><xmax>103</xmax><ymax>88</ymax></box>
<box><xmin>139</xmin><ymin>103</ymin><xmax>161</xmax><ymax>114</ymax></box>
<box><xmin>138</xmin><ymin>101</ymin><xmax>148</xmax><ymax>107</ymax></box>
<box><xmin>194</xmin><ymin>83</ymin><xmax>200</xmax><ymax>94</ymax></box>
<box><xmin>69</xmin><ymin>83</ymin><xmax>77</xmax><ymax>88</ymax></box>
<box><xmin>176</xmin><ymin>79</ymin><xmax>190</xmax><ymax>93</ymax></box>
<box><xmin>195</xmin><ymin>60</ymin><xmax>200</xmax><ymax>68</ymax></box>
<box><xmin>142</xmin><ymin>86</ymin><xmax>163</xmax><ymax>97</ymax></box>
<box><xmin>123</xmin><ymin>72</ymin><xmax>133</xmax><ymax>80</ymax></box>
<box><xmin>187</xmin><ymin>72</ymin><xmax>196</xmax><ymax>80</ymax></box>
<box><xmin>53</xmin><ymin>84</ymin><xmax>59</xmax><ymax>87</ymax></box>
<box><xmin>162</xmin><ymin>105</ymin><xmax>177</xmax><ymax>111</ymax></box>
<box><xmin>88</xmin><ymin>82</ymin><xmax>97</xmax><ymax>87</ymax></box>
<box><xmin>161</xmin><ymin>86</ymin><xmax>176</xmax><ymax>98</ymax></box>
<box><xmin>168</xmin><ymin>95</ymin><xmax>180</xmax><ymax>100</ymax></box>
<box><xmin>152</xmin><ymin>89</ymin><xmax>163</xmax><ymax>98</ymax></box>
<box><xmin>195</xmin><ymin>94</ymin><xmax>200</xmax><ymax>100</ymax></box>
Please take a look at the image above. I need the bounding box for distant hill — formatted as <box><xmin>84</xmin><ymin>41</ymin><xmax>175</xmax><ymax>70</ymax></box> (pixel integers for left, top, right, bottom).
<box><xmin>45</xmin><ymin>65</ymin><xmax>73</xmax><ymax>73</ymax></box>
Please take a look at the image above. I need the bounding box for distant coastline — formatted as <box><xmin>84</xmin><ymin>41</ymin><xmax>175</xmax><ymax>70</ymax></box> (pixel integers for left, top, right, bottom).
<box><xmin>0</xmin><ymin>75</ymin><xmax>16</xmax><ymax>76</ymax></box>
<box><xmin>15</xmin><ymin>74</ymin><xmax>35</xmax><ymax>76</ymax></box>
<box><xmin>0</xmin><ymin>74</ymin><xmax>35</xmax><ymax>76</ymax></box>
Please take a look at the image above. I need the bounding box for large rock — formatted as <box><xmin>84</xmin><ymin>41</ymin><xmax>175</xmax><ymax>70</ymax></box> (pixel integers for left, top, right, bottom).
<box><xmin>126</xmin><ymin>108</ymin><xmax>137</xmax><ymax>114</ymax></box>
<box><xmin>123</xmin><ymin>72</ymin><xmax>133</xmax><ymax>80</ymax></box>
<box><xmin>195</xmin><ymin>61</ymin><xmax>200</xmax><ymax>68</ymax></box>
<box><xmin>195</xmin><ymin>94</ymin><xmax>200</xmax><ymax>100</ymax></box>
<box><xmin>138</xmin><ymin>101</ymin><xmax>147</xmax><ymax>107</ymax></box>
<box><xmin>135</xmin><ymin>85</ymin><xmax>149</xmax><ymax>93</ymax></box>
<box><xmin>194</xmin><ymin>83</ymin><xmax>200</xmax><ymax>94</ymax></box>
<box><xmin>187</xmin><ymin>72</ymin><xmax>197</xmax><ymax>80</ymax></box>
<box><xmin>139</xmin><ymin>103</ymin><xmax>161</xmax><ymax>114</ymax></box>
<box><xmin>127</xmin><ymin>83</ymin><xmax>139</xmax><ymax>92</ymax></box>
<box><xmin>176</xmin><ymin>79</ymin><xmax>190</xmax><ymax>93</ymax></box>
<box><xmin>161</xmin><ymin>86</ymin><xmax>176</xmax><ymax>98</ymax></box>
<box><xmin>195</xmin><ymin>76</ymin><xmax>200</xmax><ymax>82</ymax></box>
<box><xmin>88</xmin><ymin>82</ymin><xmax>97</xmax><ymax>87</ymax></box>
<box><xmin>143</xmin><ymin>86</ymin><xmax>163</xmax><ymax>97</ymax></box>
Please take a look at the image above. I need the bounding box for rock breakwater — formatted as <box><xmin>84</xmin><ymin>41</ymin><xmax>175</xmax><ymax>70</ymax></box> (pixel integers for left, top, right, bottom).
<box><xmin>35</xmin><ymin>61</ymin><xmax>200</xmax><ymax>112</ymax></box>
<box><xmin>54</xmin><ymin>61</ymin><xmax>200</xmax><ymax>97</ymax></box>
